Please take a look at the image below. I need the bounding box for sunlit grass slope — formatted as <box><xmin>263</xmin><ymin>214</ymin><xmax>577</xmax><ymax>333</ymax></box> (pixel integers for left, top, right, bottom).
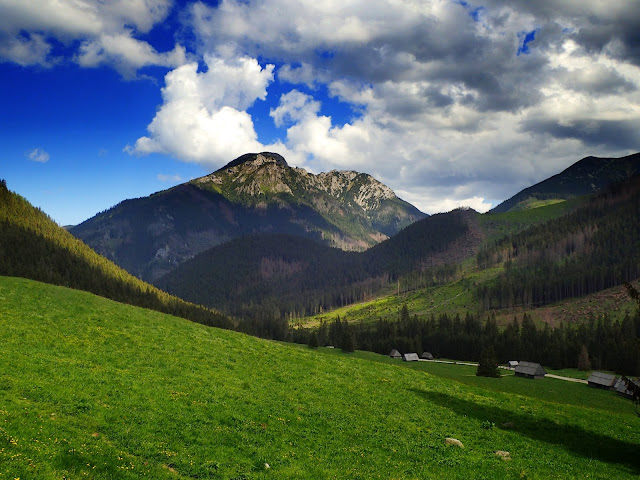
<box><xmin>302</xmin><ymin>266</ymin><xmax>501</xmax><ymax>326</ymax></box>
<box><xmin>305</xmin><ymin>275</ymin><xmax>637</xmax><ymax>329</ymax></box>
<box><xmin>1</xmin><ymin>276</ymin><xmax>639</xmax><ymax>479</ymax></box>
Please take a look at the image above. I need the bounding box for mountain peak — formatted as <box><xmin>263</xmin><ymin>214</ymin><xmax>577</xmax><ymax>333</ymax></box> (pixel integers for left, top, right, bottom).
<box><xmin>217</xmin><ymin>152</ymin><xmax>288</xmax><ymax>172</ymax></box>
<box><xmin>490</xmin><ymin>151</ymin><xmax>640</xmax><ymax>213</ymax></box>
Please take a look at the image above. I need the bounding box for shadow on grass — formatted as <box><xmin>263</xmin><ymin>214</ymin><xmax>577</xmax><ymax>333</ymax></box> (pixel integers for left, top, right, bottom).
<box><xmin>412</xmin><ymin>389</ymin><xmax>640</xmax><ymax>473</ymax></box>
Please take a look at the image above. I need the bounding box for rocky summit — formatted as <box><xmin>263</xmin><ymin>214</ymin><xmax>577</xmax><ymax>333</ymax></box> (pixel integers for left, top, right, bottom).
<box><xmin>194</xmin><ymin>152</ymin><xmax>403</xmax><ymax>216</ymax></box>
<box><xmin>70</xmin><ymin>153</ymin><xmax>425</xmax><ymax>282</ymax></box>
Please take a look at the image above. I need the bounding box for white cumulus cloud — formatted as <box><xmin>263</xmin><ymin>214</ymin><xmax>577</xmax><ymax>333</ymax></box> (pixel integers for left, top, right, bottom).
<box><xmin>128</xmin><ymin>54</ymin><xmax>287</xmax><ymax>167</ymax></box>
<box><xmin>157</xmin><ymin>173</ymin><xmax>183</xmax><ymax>182</ymax></box>
<box><xmin>27</xmin><ymin>148</ymin><xmax>50</xmax><ymax>163</ymax></box>
<box><xmin>0</xmin><ymin>0</ymin><xmax>182</xmax><ymax>75</ymax></box>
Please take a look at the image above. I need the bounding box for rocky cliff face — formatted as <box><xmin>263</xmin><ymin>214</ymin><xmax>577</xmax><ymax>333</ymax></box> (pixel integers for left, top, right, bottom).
<box><xmin>194</xmin><ymin>152</ymin><xmax>396</xmax><ymax>210</ymax></box>
<box><xmin>194</xmin><ymin>152</ymin><xmax>418</xmax><ymax>236</ymax></box>
<box><xmin>71</xmin><ymin>152</ymin><xmax>426</xmax><ymax>281</ymax></box>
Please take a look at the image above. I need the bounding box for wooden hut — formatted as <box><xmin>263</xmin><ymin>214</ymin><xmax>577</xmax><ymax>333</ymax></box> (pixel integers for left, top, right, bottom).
<box><xmin>615</xmin><ymin>377</ymin><xmax>640</xmax><ymax>399</ymax></box>
<box><xmin>420</xmin><ymin>352</ymin><xmax>434</xmax><ymax>360</ymax></box>
<box><xmin>389</xmin><ymin>349</ymin><xmax>402</xmax><ymax>359</ymax></box>
<box><xmin>587</xmin><ymin>371</ymin><xmax>617</xmax><ymax>390</ymax></box>
<box><xmin>507</xmin><ymin>360</ymin><xmax>519</xmax><ymax>370</ymax></box>
<box><xmin>514</xmin><ymin>361</ymin><xmax>546</xmax><ymax>379</ymax></box>
<box><xmin>402</xmin><ymin>353</ymin><xmax>420</xmax><ymax>362</ymax></box>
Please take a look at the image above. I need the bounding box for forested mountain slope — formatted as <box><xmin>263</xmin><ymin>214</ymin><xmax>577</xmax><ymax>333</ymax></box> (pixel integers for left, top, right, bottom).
<box><xmin>477</xmin><ymin>176</ymin><xmax>640</xmax><ymax>309</ymax></box>
<box><xmin>0</xmin><ymin>180</ymin><xmax>230</xmax><ymax>328</ymax></box>
<box><xmin>71</xmin><ymin>152</ymin><xmax>425</xmax><ymax>281</ymax></box>
<box><xmin>160</xmin><ymin>174</ymin><xmax>640</xmax><ymax>324</ymax></box>
<box><xmin>157</xmin><ymin>209</ymin><xmax>479</xmax><ymax>318</ymax></box>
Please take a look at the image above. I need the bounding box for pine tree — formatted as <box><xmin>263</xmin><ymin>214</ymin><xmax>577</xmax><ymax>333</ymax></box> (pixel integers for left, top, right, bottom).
<box><xmin>577</xmin><ymin>344</ymin><xmax>592</xmax><ymax>371</ymax></box>
<box><xmin>308</xmin><ymin>331</ymin><xmax>319</xmax><ymax>349</ymax></box>
<box><xmin>340</xmin><ymin>320</ymin><xmax>355</xmax><ymax>353</ymax></box>
<box><xmin>476</xmin><ymin>345</ymin><xmax>500</xmax><ymax>378</ymax></box>
<box><xmin>400</xmin><ymin>303</ymin><xmax>410</xmax><ymax>323</ymax></box>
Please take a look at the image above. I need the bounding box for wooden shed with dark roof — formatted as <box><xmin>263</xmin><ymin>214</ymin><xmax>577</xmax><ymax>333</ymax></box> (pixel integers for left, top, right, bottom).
<box><xmin>615</xmin><ymin>377</ymin><xmax>640</xmax><ymax>399</ymax></box>
<box><xmin>514</xmin><ymin>361</ymin><xmax>546</xmax><ymax>379</ymax></box>
<box><xmin>389</xmin><ymin>349</ymin><xmax>402</xmax><ymax>359</ymax></box>
<box><xmin>587</xmin><ymin>371</ymin><xmax>618</xmax><ymax>390</ymax></box>
<box><xmin>421</xmin><ymin>352</ymin><xmax>434</xmax><ymax>360</ymax></box>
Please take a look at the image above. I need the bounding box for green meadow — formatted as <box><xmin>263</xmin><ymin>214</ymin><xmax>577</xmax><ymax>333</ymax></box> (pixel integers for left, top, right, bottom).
<box><xmin>1</xmin><ymin>276</ymin><xmax>639</xmax><ymax>479</ymax></box>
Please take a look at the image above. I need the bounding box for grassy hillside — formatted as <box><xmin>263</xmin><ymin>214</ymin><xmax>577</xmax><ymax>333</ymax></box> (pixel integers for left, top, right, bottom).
<box><xmin>303</xmin><ymin>265</ymin><xmax>502</xmax><ymax>326</ymax></box>
<box><xmin>1</xmin><ymin>276</ymin><xmax>639</xmax><ymax>479</ymax></box>
<box><xmin>0</xmin><ymin>180</ymin><xmax>230</xmax><ymax>328</ymax></box>
<box><xmin>478</xmin><ymin>198</ymin><xmax>576</xmax><ymax>242</ymax></box>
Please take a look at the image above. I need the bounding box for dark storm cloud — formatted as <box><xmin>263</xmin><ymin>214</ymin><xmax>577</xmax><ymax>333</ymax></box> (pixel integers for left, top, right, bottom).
<box><xmin>557</xmin><ymin>66</ymin><xmax>637</xmax><ymax>95</ymax></box>
<box><xmin>522</xmin><ymin>118</ymin><xmax>640</xmax><ymax>150</ymax></box>
<box><xmin>482</xmin><ymin>0</ymin><xmax>640</xmax><ymax>65</ymax></box>
<box><xmin>191</xmin><ymin>0</ymin><xmax>552</xmax><ymax>115</ymax></box>
<box><xmin>574</xmin><ymin>17</ymin><xmax>640</xmax><ymax>66</ymax></box>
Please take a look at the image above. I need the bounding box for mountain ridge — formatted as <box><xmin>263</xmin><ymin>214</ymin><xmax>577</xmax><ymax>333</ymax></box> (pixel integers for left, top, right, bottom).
<box><xmin>491</xmin><ymin>151</ymin><xmax>640</xmax><ymax>213</ymax></box>
<box><xmin>71</xmin><ymin>153</ymin><xmax>425</xmax><ymax>281</ymax></box>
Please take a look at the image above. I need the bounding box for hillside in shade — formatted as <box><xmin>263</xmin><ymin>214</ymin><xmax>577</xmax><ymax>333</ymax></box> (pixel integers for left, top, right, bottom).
<box><xmin>157</xmin><ymin>208</ymin><xmax>482</xmax><ymax>318</ymax></box>
<box><xmin>491</xmin><ymin>152</ymin><xmax>640</xmax><ymax>213</ymax></box>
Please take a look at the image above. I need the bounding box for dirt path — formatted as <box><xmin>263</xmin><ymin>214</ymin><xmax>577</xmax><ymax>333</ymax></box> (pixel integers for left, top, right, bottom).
<box><xmin>544</xmin><ymin>373</ymin><xmax>588</xmax><ymax>384</ymax></box>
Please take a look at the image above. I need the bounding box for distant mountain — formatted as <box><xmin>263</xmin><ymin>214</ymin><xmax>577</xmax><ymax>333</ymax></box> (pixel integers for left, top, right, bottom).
<box><xmin>491</xmin><ymin>152</ymin><xmax>640</xmax><ymax>213</ymax></box>
<box><xmin>71</xmin><ymin>152</ymin><xmax>425</xmax><ymax>281</ymax></box>
<box><xmin>157</xmin><ymin>208</ymin><xmax>479</xmax><ymax>318</ymax></box>
<box><xmin>0</xmin><ymin>179</ymin><xmax>230</xmax><ymax>328</ymax></box>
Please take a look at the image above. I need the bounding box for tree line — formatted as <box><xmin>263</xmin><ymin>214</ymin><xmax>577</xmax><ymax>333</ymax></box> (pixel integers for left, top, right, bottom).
<box><xmin>281</xmin><ymin>305</ymin><xmax>640</xmax><ymax>375</ymax></box>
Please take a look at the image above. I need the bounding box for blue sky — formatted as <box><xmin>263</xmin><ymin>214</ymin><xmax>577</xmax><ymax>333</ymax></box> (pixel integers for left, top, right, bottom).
<box><xmin>1</xmin><ymin>0</ymin><xmax>639</xmax><ymax>225</ymax></box>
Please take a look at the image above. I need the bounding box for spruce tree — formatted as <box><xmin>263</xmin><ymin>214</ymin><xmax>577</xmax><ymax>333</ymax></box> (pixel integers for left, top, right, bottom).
<box><xmin>577</xmin><ymin>344</ymin><xmax>592</xmax><ymax>371</ymax></box>
<box><xmin>340</xmin><ymin>320</ymin><xmax>355</xmax><ymax>353</ymax></box>
<box><xmin>400</xmin><ymin>303</ymin><xmax>410</xmax><ymax>323</ymax></box>
<box><xmin>476</xmin><ymin>345</ymin><xmax>500</xmax><ymax>377</ymax></box>
<box><xmin>308</xmin><ymin>331</ymin><xmax>319</xmax><ymax>349</ymax></box>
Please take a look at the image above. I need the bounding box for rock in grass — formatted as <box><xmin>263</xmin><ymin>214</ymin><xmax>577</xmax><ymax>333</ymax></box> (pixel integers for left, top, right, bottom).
<box><xmin>445</xmin><ymin>437</ymin><xmax>464</xmax><ymax>448</ymax></box>
<box><xmin>495</xmin><ymin>450</ymin><xmax>511</xmax><ymax>461</ymax></box>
